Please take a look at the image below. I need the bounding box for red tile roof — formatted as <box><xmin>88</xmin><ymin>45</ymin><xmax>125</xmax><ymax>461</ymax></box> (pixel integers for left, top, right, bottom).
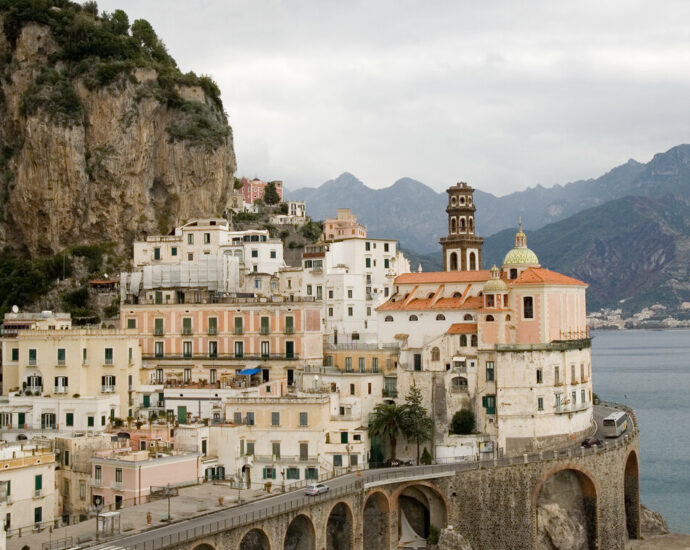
<box><xmin>446</xmin><ymin>323</ymin><xmax>478</xmax><ymax>334</ymax></box>
<box><xmin>511</xmin><ymin>268</ymin><xmax>587</xmax><ymax>287</ymax></box>
<box><xmin>395</xmin><ymin>270</ymin><xmax>491</xmax><ymax>284</ymax></box>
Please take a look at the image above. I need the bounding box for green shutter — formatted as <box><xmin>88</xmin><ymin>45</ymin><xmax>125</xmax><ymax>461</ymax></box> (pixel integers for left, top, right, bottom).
<box><xmin>66</xmin><ymin>413</ymin><xmax>73</xmax><ymax>427</ymax></box>
<box><xmin>35</xmin><ymin>475</ymin><xmax>42</xmax><ymax>490</ymax></box>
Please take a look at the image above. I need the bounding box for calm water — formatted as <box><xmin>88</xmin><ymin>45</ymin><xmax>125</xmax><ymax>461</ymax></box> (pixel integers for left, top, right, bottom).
<box><xmin>591</xmin><ymin>328</ymin><xmax>690</xmax><ymax>533</ymax></box>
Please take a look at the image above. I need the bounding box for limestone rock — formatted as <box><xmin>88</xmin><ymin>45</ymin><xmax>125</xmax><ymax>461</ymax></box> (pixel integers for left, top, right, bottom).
<box><xmin>436</xmin><ymin>527</ymin><xmax>473</xmax><ymax>550</ymax></box>
<box><xmin>537</xmin><ymin>503</ymin><xmax>588</xmax><ymax>550</ymax></box>
<box><xmin>640</xmin><ymin>505</ymin><xmax>669</xmax><ymax>536</ymax></box>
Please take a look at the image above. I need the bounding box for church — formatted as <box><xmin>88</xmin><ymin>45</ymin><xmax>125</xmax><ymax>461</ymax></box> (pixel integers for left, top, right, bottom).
<box><xmin>377</xmin><ymin>182</ymin><xmax>593</xmax><ymax>457</ymax></box>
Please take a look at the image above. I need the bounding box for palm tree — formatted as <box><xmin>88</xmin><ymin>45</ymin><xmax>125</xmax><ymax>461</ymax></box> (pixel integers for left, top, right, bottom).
<box><xmin>368</xmin><ymin>403</ymin><xmax>407</xmax><ymax>461</ymax></box>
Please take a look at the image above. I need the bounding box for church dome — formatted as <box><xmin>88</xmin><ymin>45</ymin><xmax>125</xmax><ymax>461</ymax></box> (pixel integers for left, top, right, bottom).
<box><xmin>484</xmin><ymin>264</ymin><xmax>508</xmax><ymax>293</ymax></box>
<box><xmin>502</xmin><ymin>220</ymin><xmax>540</xmax><ymax>267</ymax></box>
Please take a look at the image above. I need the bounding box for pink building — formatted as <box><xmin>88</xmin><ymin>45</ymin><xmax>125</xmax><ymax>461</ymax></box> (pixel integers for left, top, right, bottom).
<box><xmin>90</xmin><ymin>449</ymin><xmax>199</xmax><ymax>509</ymax></box>
<box><xmin>241</xmin><ymin>177</ymin><xmax>283</xmax><ymax>204</ymax></box>
<box><xmin>322</xmin><ymin>208</ymin><xmax>367</xmax><ymax>241</ymax></box>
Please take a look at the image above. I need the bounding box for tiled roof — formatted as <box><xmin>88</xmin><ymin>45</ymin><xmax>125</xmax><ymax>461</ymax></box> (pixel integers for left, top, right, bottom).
<box><xmin>395</xmin><ymin>270</ymin><xmax>491</xmax><ymax>284</ymax></box>
<box><xmin>446</xmin><ymin>323</ymin><xmax>478</xmax><ymax>334</ymax></box>
<box><xmin>511</xmin><ymin>268</ymin><xmax>587</xmax><ymax>287</ymax></box>
<box><xmin>377</xmin><ymin>294</ymin><xmax>483</xmax><ymax>312</ymax></box>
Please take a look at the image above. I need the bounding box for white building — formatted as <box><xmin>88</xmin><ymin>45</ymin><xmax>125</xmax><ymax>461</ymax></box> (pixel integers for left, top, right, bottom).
<box><xmin>269</xmin><ymin>202</ymin><xmax>307</xmax><ymax>225</ymax></box>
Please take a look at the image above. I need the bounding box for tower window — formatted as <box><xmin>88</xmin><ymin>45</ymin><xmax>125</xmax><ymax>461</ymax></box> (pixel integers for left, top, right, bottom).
<box><xmin>523</xmin><ymin>296</ymin><xmax>534</xmax><ymax>319</ymax></box>
<box><xmin>510</xmin><ymin>268</ymin><xmax>518</xmax><ymax>279</ymax></box>
<box><xmin>450</xmin><ymin>217</ymin><xmax>457</xmax><ymax>234</ymax></box>
<box><xmin>460</xmin><ymin>217</ymin><xmax>466</xmax><ymax>231</ymax></box>
<box><xmin>469</xmin><ymin>252</ymin><xmax>477</xmax><ymax>270</ymax></box>
<box><xmin>459</xmin><ymin>196</ymin><xmax>465</xmax><ymax>205</ymax></box>
<box><xmin>450</xmin><ymin>252</ymin><xmax>458</xmax><ymax>271</ymax></box>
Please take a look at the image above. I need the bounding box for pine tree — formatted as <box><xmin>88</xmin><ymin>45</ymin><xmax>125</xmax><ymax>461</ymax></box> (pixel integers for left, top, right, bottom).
<box><xmin>402</xmin><ymin>384</ymin><xmax>434</xmax><ymax>463</ymax></box>
<box><xmin>263</xmin><ymin>181</ymin><xmax>280</xmax><ymax>205</ymax></box>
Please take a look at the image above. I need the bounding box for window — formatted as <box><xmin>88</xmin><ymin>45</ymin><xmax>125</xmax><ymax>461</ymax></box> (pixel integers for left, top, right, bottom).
<box><xmin>188</xmin><ymin>253</ymin><xmax>194</xmax><ymax>261</ymax></box>
<box><xmin>171</xmin><ymin>247</ymin><xmax>177</xmax><ymax>257</ymax></box>
<box><xmin>555</xmin><ymin>366</ymin><xmax>560</xmax><ymax>385</ymax></box>
<box><xmin>260</xmin><ymin>341</ymin><xmax>270</xmax><ymax>359</ymax></box>
<box><xmin>299</xmin><ymin>442</ymin><xmax>309</xmax><ymax>461</ymax></box>
<box><xmin>348</xmin><ymin>307</ymin><xmax>353</xmax><ymax>317</ymax></box>
<box><xmin>272</xmin><ymin>412</ymin><xmax>280</xmax><ymax>426</ymax></box>
<box><xmin>333</xmin><ymin>455</ymin><xmax>343</xmax><ymax>467</ymax></box>
<box><xmin>183</xmin><ymin>341</ymin><xmax>192</xmax><ymax>358</ymax></box>
<box><xmin>125</xmin><ymin>318</ymin><xmax>136</xmax><ymax>330</ymax></box>
<box><xmin>581</xmin><ymin>389</ymin><xmax>586</xmax><ymax>404</ymax></box>
<box><xmin>246</xmin><ymin>441</ymin><xmax>255</xmax><ymax>455</ymax></box>
<box><xmin>471</xmin><ymin>335</ymin><xmax>478</xmax><ymax>346</ymax></box>
<box><xmin>101</xmin><ymin>375</ymin><xmax>115</xmax><ymax>392</ymax></box>
<box><xmin>208</xmin><ymin>341</ymin><xmax>218</xmax><ymax>358</ymax></box>
<box><xmin>64</xmin><ymin>450</ymin><xmax>70</xmax><ymax>467</ymax></box>
<box><xmin>328</xmin><ymin>289</ymin><xmax>334</xmax><ymax>299</ymax></box>
<box><xmin>29</xmin><ymin>348</ymin><xmax>37</xmax><ymax>365</ymax></box>
<box><xmin>101</xmin><ymin>415</ymin><xmax>106</xmax><ymax>426</ymax></box>
<box><xmin>234</xmin><ymin>317</ymin><xmax>243</xmax><ymax>334</ymax></box>
<box><xmin>306</xmin><ymin>284</ymin><xmax>313</xmax><ymax>296</ymax></box>
<box><xmin>345</xmin><ymin>357</ymin><xmax>352</xmax><ymax>372</ymax></box>
<box><xmin>204</xmin><ymin>232</ymin><xmax>211</xmax><ymax>244</ymax></box>
<box><xmin>485</xmin><ymin>315</ymin><xmax>494</xmax><ymax>322</ymax></box>
<box><xmin>365</xmin><ymin>258</ymin><xmax>371</xmax><ymax>268</ymax></box>
<box><xmin>384</xmin><ymin>259</ymin><xmax>390</xmax><ymax>269</ymax></box>
<box><xmin>431</xmin><ymin>347</ymin><xmax>440</xmax><ymax>361</ymax></box>
<box><xmin>341</xmin><ymin>431</ymin><xmax>349</xmax><ymax>444</ymax></box>
<box><xmin>88</xmin><ymin>416</ymin><xmax>94</xmax><ymax>427</ymax></box>
<box><xmin>104</xmin><ymin>348</ymin><xmax>113</xmax><ymax>365</ymax></box>
<box><xmin>10</xmin><ymin>348</ymin><xmax>18</xmax><ymax>362</ymax></box>
<box><xmin>486</xmin><ymin>361</ymin><xmax>495</xmax><ymax>382</ymax></box>
<box><xmin>182</xmin><ymin>317</ymin><xmax>192</xmax><ymax>335</ymax></box>
<box><xmin>317</xmin><ymin>286</ymin><xmax>323</xmax><ymax>299</ymax></box>
<box><xmin>79</xmin><ymin>481</ymin><xmax>86</xmax><ymax>500</ymax></box>
<box><xmin>460</xmin><ymin>335</ymin><xmax>467</xmax><ymax>346</ymax></box>
<box><xmin>359</xmin><ymin>357</ymin><xmax>365</xmax><ymax>372</ymax></box>
<box><xmin>482</xmin><ymin>395</ymin><xmax>496</xmax><ymax>415</ymax></box>
<box><xmin>34</xmin><ymin>506</ymin><xmax>42</xmax><ymax>524</ymax></box>
<box><xmin>56</xmin><ymin>348</ymin><xmax>66</xmax><ymax>365</ymax></box>
<box><xmin>328</xmin><ymin>307</ymin><xmax>334</xmax><ymax>317</ymax></box>
<box><xmin>347</xmin><ymin>289</ymin><xmax>353</xmax><ymax>299</ymax></box>
<box><xmin>299</xmin><ymin>412</ymin><xmax>308</xmax><ymax>427</ymax></box>
<box><xmin>536</xmin><ymin>369</ymin><xmax>543</xmax><ymax>384</ymax></box>
<box><xmin>365</xmin><ymin>242</ymin><xmax>371</xmax><ymax>251</ymax></box>
<box><xmin>154</xmin><ymin>318</ymin><xmax>164</xmax><ymax>336</ymax></box>
<box><xmin>286</xmin><ymin>467</ymin><xmax>299</xmax><ymax>480</ymax></box>
<box><xmin>115</xmin><ymin>468</ymin><xmax>122</xmax><ymax>484</ymax></box>
<box><xmin>413</xmin><ymin>353</ymin><xmax>422</xmax><ymax>371</ymax></box>
<box><xmin>523</xmin><ymin>296</ymin><xmax>534</xmax><ymax>319</ymax></box>
<box><xmin>305</xmin><ymin>468</ymin><xmax>318</xmax><ymax>480</ymax></box>
<box><xmin>260</xmin><ymin>316</ymin><xmax>270</xmax><ymax>334</ymax></box>
<box><xmin>154</xmin><ymin>341</ymin><xmax>164</xmax><ymax>358</ymax></box>
<box><xmin>270</xmin><ymin>250</ymin><xmax>277</xmax><ymax>259</ymax></box>
<box><xmin>350</xmin><ymin>384</ymin><xmax>355</xmax><ymax>395</ymax></box>
<box><xmin>538</xmin><ymin>397</ymin><xmax>544</xmax><ymax>411</ymax></box>
<box><xmin>182</xmin><ymin>368</ymin><xmax>191</xmax><ymax>383</ymax></box>
<box><xmin>263</xmin><ymin>468</ymin><xmax>276</xmax><ymax>480</ymax></box>
<box><xmin>246</xmin><ymin>412</ymin><xmax>255</xmax><ymax>426</ymax></box>
<box><xmin>580</xmin><ymin>363</ymin><xmax>585</xmax><ymax>381</ymax></box>
<box><xmin>372</xmin><ymin>357</ymin><xmax>379</xmax><ymax>373</ymax></box>
<box><xmin>235</xmin><ymin>341</ymin><xmax>244</xmax><ymax>358</ymax></box>
<box><xmin>409</xmin><ymin>315</ymin><xmax>418</xmax><ymax>321</ymax></box>
<box><xmin>251</xmin><ymin>249</ymin><xmax>258</xmax><ymax>258</ymax></box>
<box><xmin>272</xmin><ymin>442</ymin><xmax>280</xmax><ymax>458</ymax></box>
<box><xmin>571</xmin><ymin>364</ymin><xmax>576</xmax><ymax>383</ymax></box>
<box><xmin>66</xmin><ymin>412</ymin><xmax>74</xmax><ymax>427</ymax></box>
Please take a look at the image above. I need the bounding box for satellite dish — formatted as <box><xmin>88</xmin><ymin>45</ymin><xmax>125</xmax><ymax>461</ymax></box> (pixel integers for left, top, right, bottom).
<box><xmin>11</xmin><ymin>305</ymin><xmax>18</xmax><ymax>313</ymax></box>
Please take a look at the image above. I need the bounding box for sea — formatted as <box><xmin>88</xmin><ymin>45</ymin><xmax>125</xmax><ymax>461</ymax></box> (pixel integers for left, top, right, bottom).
<box><xmin>591</xmin><ymin>328</ymin><xmax>690</xmax><ymax>534</ymax></box>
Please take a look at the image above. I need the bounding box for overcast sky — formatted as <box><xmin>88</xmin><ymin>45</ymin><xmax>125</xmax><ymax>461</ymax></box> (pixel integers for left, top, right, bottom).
<box><xmin>98</xmin><ymin>0</ymin><xmax>690</xmax><ymax>195</ymax></box>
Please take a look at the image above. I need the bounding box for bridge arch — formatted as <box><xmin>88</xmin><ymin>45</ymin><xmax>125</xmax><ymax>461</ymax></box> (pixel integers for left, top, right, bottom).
<box><xmin>533</xmin><ymin>464</ymin><xmax>599</xmax><ymax>550</ymax></box>
<box><xmin>239</xmin><ymin>528</ymin><xmax>271</xmax><ymax>550</ymax></box>
<box><xmin>392</xmin><ymin>481</ymin><xmax>448</xmax><ymax>545</ymax></box>
<box><xmin>363</xmin><ymin>490</ymin><xmax>391</xmax><ymax>550</ymax></box>
<box><xmin>192</xmin><ymin>545</ymin><xmax>216</xmax><ymax>550</ymax></box>
<box><xmin>624</xmin><ymin>449</ymin><xmax>641</xmax><ymax>539</ymax></box>
<box><xmin>284</xmin><ymin>513</ymin><xmax>316</xmax><ymax>550</ymax></box>
<box><xmin>326</xmin><ymin>501</ymin><xmax>353</xmax><ymax>550</ymax></box>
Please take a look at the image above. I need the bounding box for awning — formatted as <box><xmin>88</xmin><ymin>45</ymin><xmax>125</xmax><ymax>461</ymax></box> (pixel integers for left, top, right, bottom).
<box><xmin>238</xmin><ymin>368</ymin><xmax>261</xmax><ymax>376</ymax></box>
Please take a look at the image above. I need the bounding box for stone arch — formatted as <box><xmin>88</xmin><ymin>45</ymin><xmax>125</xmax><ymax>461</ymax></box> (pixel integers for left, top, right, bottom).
<box><xmin>469</xmin><ymin>252</ymin><xmax>477</xmax><ymax>270</ymax></box>
<box><xmin>392</xmin><ymin>482</ymin><xmax>448</xmax><ymax>545</ymax></box>
<box><xmin>239</xmin><ymin>528</ymin><xmax>271</xmax><ymax>550</ymax></box>
<box><xmin>193</xmin><ymin>544</ymin><xmax>216</xmax><ymax>550</ymax></box>
<box><xmin>364</xmin><ymin>490</ymin><xmax>391</xmax><ymax>550</ymax></box>
<box><xmin>450</xmin><ymin>217</ymin><xmax>456</xmax><ymax>234</ymax></box>
<box><xmin>533</xmin><ymin>465</ymin><xmax>599</xmax><ymax>550</ymax></box>
<box><xmin>326</xmin><ymin>501</ymin><xmax>353</xmax><ymax>550</ymax></box>
<box><xmin>284</xmin><ymin>514</ymin><xmax>315</xmax><ymax>550</ymax></box>
<box><xmin>624</xmin><ymin>450</ymin><xmax>640</xmax><ymax>539</ymax></box>
<box><xmin>459</xmin><ymin>217</ymin><xmax>466</xmax><ymax>231</ymax></box>
<box><xmin>449</xmin><ymin>252</ymin><xmax>458</xmax><ymax>271</ymax></box>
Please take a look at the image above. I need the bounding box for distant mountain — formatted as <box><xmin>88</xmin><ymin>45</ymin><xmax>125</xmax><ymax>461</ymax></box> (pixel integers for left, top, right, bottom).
<box><xmin>482</xmin><ymin>196</ymin><xmax>690</xmax><ymax>315</ymax></box>
<box><xmin>285</xmin><ymin>145</ymin><xmax>690</xmax><ymax>255</ymax></box>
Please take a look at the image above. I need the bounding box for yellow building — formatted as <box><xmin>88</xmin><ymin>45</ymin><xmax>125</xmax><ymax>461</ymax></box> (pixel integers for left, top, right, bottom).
<box><xmin>323</xmin><ymin>343</ymin><xmax>399</xmax><ymax>375</ymax></box>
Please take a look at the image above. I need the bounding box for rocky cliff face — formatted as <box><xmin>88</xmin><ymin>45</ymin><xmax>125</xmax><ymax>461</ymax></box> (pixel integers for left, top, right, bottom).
<box><xmin>0</xmin><ymin>9</ymin><xmax>236</xmax><ymax>256</ymax></box>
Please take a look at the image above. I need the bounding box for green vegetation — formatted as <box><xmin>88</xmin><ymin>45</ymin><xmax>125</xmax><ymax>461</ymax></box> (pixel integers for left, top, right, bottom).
<box><xmin>428</xmin><ymin>525</ymin><xmax>440</xmax><ymax>545</ymax></box>
<box><xmin>166</xmin><ymin>101</ymin><xmax>228</xmax><ymax>150</ymax></box>
<box><xmin>263</xmin><ymin>181</ymin><xmax>280</xmax><ymax>205</ymax></box>
<box><xmin>402</xmin><ymin>384</ymin><xmax>434</xmax><ymax>463</ymax></box>
<box><xmin>450</xmin><ymin>408</ymin><xmax>475</xmax><ymax>435</ymax></box>
<box><xmin>233</xmin><ymin>177</ymin><xmax>243</xmax><ymax>190</ymax></box>
<box><xmin>69</xmin><ymin>242</ymin><xmax>115</xmax><ymax>275</ymax></box>
<box><xmin>20</xmin><ymin>67</ymin><xmax>82</xmax><ymax>125</ymax></box>
<box><xmin>299</xmin><ymin>220</ymin><xmax>322</xmax><ymax>242</ymax></box>
<box><xmin>233</xmin><ymin>211</ymin><xmax>259</xmax><ymax>222</ymax></box>
<box><xmin>420</xmin><ymin>447</ymin><xmax>432</xmax><ymax>465</ymax></box>
<box><xmin>368</xmin><ymin>402</ymin><xmax>407</xmax><ymax>461</ymax></box>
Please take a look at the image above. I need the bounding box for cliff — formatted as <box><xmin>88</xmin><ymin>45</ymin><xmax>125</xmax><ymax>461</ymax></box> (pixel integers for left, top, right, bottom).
<box><xmin>0</xmin><ymin>2</ymin><xmax>236</xmax><ymax>256</ymax></box>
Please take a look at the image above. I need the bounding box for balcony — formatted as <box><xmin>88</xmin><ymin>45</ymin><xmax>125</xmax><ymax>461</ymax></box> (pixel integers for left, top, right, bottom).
<box><xmin>27</xmin><ymin>386</ymin><xmax>42</xmax><ymax>394</ymax></box>
<box><xmin>27</xmin><ymin>361</ymin><xmax>37</xmax><ymax>368</ymax></box>
<box><xmin>208</xmin><ymin>328</ymin><xmax>218</xmax><ymax>336</ymax></box>
<box><xmin>54</xmin><ymin>387</ymin><xmax>68</xmax><ymax>394</ymax></box>
<box><xmin>284</xmin><ymin>327</ymin><xmax>295</xmax><ymax>335</ymax></box>
<box><xmin>90</xmin><ymin>479</ymin><xmax>102</xmax><ymax>487</ymax></box>
<box><xmin>555</xmin><ymin>402</ymin><xmax>590</xmax><ymax>414</ymax></box>
<box><xmin>33</xmin><ymin>489</ymin><xmax>43</xmax><ymax>499</ymax></box>
<box><xmin>260</xmin><ymin>328</ymin><xmax>270</xmax><ymax>335</ymax></box>
<box><xmin>153</xmin><ymin>329</ymin><xmax>165</xmax><ymax>336</ymax></box>
<box><xmin>111</xmin><ymin>481</ymin><xmax>123</xmax><ymax>490</ymax></box>
<box><xmin>383</xmin><ymin>388</ymin><xmax>398</xmax><ymax>398</ymax></box>
<box><xmin>143</xmin><ymin>353</ymin><xmax>300</xmax><ymax>361</ymax></box>
<box><xmin>252</xmin><ymin>455</ymin><xmax>318</xmax><ymax>464</ymax></box>
<box><xmin>182</xmin><ymin>328</ymin><xmax>193</xmax><ymax>335</ymax></box>
<box><xmin>101</xmin><ymin>386</ymin><xmax>116</xmax><ymax>393</ymax></box>
<box><xmin>234</xmin><ymin>328</ymin><xmax>244</xmax><ymax>335</ymax></box>
<box><xmin>103</xmin><ymin>362</ymin><xmax>114</xmax><ymax>368</ymax></box>
<box><xmin>451</xmin><ymin>383</ymin><xmax>469</xmax><ymax>393</ymax></box>
<box><xmin>56</xmin><ymin>360</ymin><xmax>66</xmax><ymax>367</ymax></box>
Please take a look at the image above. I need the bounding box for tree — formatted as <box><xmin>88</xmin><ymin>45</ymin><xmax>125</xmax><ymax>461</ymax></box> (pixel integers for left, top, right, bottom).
<box><xmin>402</xmin><ymin>384</ymin><xmax>434</xmax><ymax>463</ymax></box>
<box><xmin>131</xmin><ymin>19</ymin><xmax>158</xmax><ymax>49</ymax></box>
<box><xmin>263</xmin><ymin>181</ymin><xmax>280</xmax><ymax>205</ymax></box>
<box><xmin>368</xmin><ymin>403</ymin><xmax>407</xmax><ymax>461</ymax></box>
<box><xmin>450</xmin><ymin>409</ymin><xmax>475</xmax><ymax>435</ymax></box>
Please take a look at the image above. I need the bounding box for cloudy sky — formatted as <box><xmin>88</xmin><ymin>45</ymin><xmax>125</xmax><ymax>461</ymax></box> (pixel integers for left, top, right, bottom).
<box><xmin>98</xmin><ymin>0</ymin><xmax>690</xmax><ymax>195</ymax></box>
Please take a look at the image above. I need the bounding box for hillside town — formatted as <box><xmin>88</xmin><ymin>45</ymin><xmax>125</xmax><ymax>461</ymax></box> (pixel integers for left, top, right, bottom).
<box><xmin>0</xmin><ymin>179</ymin><xmax>597</xmax><ymax>544</ymax></box>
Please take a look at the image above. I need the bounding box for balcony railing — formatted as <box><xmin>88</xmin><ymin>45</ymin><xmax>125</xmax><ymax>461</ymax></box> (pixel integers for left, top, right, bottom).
<box><xmin>101</xmin><ymin>386</ymin><xmax>116</xmax><ymax>393</ymax></box>
<box><xmin>54</xmin><ymin>387</ymin><xmax>68</xmax><ymax>394</ymax></box>
<box><xmin>284</xmin><ymin>327</ymin><xmax>295</xmax><ymax>335</ymax></box>
<box><xmin>90</xmin><ymin>479</ymin><xmax>102</xmax><ymax>487</ymax></box>
<box><xmin>208</xmin><ymin>328</ymin><xmax>218</xmax><ymax>335</ymax></box>
<box><xmin>383</xmin><ymin>388</ymin><xmax>398</xmax><ymax>398</ymax></box>
<box><xmin>234</xmin><ymin>328</ymin><xmax>244</xmax><ymax>335</ymax></box>
<box><xmin>182</xmin><ymin>328</ymin><xmax>193</xmax><ymax>335</ymax></box>
<box><xmin>143</xmin><ymin>353</ymin><xmax>300</xmax><ymax>361</ymax></box>
<box><xmin>27</xmin><ymin>386</ymin><xmax>42</xmax><ymax>394</ymax></box>
<box><xmin>27</xmin><ymin>361</ymin><xmax>37</xmax><ymax>368</ymax></box>
<box><xmin>153</xmin><ymin>329</ymin><xmax>165</xmax><ymax>336</ymax></box>
<box><xmin>33</xmin><ymin>490</ymin><xmax>42</xmax><ymax>499</ymax></box>
<box><xmin>111</xmin><ymin>481</ymin><xmax>123</xmax><ymax>490</ymax></box>
<box><xmin>555</xmin><ymin>402</ymin><xmax>590</xmax><ymax>414</ymax></box>
<box><xmin>260</xmin><ymin>328</ymin><xmax>270</xmax><ymax>335</ymax></box>
<box><xmin>252</xmin><ymin>455</ymin><xmax>319</xmax><ymax>464</ymax></box>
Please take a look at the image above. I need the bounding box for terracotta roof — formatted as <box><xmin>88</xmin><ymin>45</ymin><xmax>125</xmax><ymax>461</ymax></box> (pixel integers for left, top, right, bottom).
<box><xmin>395</xmin><ymin>270</ymin><xmax>491</xmax><ymax>284</ymax></box>
<box><xmin>446</xmin><ymin>323</ymin><xmax>478</xmax><ymax>335</ymax></box>
<box><xmin>89</xmin><ymin>279</ymin><xmax>119</xmax><ymax>285</ymax></box>
<box><xmin>511</xmin><ymin>268</ymin><xmax>587</xmax><ymax>287</ymax></box>
<box><xmin>377</xmin><ymin>293</ymin><xmax>484</xmax><ymax>312</ymax></box>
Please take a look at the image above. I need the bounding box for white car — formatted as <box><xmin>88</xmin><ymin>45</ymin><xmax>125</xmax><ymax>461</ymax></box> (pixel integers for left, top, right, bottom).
<box><xmin>304</xmin><ymin>483</ymin><xmax>329</xmax><ymax>496</ymax></box>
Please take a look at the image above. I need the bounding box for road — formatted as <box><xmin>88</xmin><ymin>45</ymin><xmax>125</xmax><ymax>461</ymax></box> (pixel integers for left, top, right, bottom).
<box><xmin>86</xmin><ymin>404</ymin><xmax>632</xmax><ymax>550</ymax></box>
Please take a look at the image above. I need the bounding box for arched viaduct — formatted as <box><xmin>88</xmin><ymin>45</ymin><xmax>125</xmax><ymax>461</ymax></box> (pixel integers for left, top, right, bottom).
<box><xmin>113</xmin><ymin>422</ymin><xmax>639</xmax><ymax>550</ymax></box>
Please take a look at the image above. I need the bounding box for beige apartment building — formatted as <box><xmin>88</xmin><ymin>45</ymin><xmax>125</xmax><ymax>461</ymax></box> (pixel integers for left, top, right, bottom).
<box><xmin>1</xmin><ymin>329</ymin><xmax>142</xmax><ymax>419</ymax></box>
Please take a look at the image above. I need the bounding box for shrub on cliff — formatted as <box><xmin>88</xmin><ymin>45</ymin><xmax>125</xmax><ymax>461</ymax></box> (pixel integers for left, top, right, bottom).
<box><xmin>450</xmin><ymin>409</ymin><xmax>475</xmax><ymax>435</ymax></box>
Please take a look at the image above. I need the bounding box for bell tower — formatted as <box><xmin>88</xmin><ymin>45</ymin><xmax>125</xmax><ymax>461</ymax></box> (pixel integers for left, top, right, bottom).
<box><xmin>440</xmin><ymin>182</ymin><xmax>483</xmax><ymax>271</ymax></box>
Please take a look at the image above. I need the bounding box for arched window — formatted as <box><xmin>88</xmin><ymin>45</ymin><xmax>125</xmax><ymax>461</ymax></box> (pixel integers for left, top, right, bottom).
<box><xmin>460</xmin><ymin>334</ymin><xmax>467</xmax><ymax>346</ymax></box>
<box><xmin>409</xmin><ymin>315</ymin><xmax>418</xmax><ymax>321</ymax></box>
<box><xmin>428</xmin><ymin>293</ymin><xmax>435</xmax><ymax>299</ymax></box>
<box><xmin>450</xmin><ymin>217</ymin><xmax>457</xmax><ymax>234</ymax></box>
<box><xmin>436</xmin><ymin>314</ymin><xmax>446</xmax><ymax>320</ymax></box>
<box><xmin>451</xmin><ymin>376</ymin><xmax>468</xmax><ymax>390</ymax></box>
<box><xmin>471</xmin><ymin>335</ymin><xmax>478</xmax><ymax>346</ymax></box>
<box><xmin>469</xmin><ymin>217</ymin><xmax>474</xmax><ymax>232</ymax></box>
<box><xmin>450</xmin><ymin>253</ymin><xmax>458</xmax><ymax>271</ymax></box>
<box><xmin>450</xmin><ymin>196</ymin><xmax>457</xmax><ymax>206</ymax></box>
<box><xmin>453</xmin><ymin>292</ymin><xmax>462</xmax><ymax>298</ymax></box>
<box><xmin>460</xmin><ymin>217</ymin><xmax>466</xmax><ymax>231</ymax></box>
<box><xmin>486</xmin><ymin>315</ymin><xmax>495</xmax><ymax>322</ymax></box>
<box><xmin>463</xmin><ymin>313</ymin><xmax>473</xmax><ymax>321</ymax></box>
<box><xmin>384</xmin><ymin>315</ymin><xmax>394</xmax><ymax>322</ymax></box>
<box><xmin>510</xmin><ymin>268</ymin><xmax>518</xmax><ymax>279</ymax></box>
<box><xmin>459</xmin><ymin>196</ymin><xmax>465</xmax><ymax>205</ymax></box>
<box><xmin>431</xmin><ymin>347</ymin><xmax>440</xmax><ymax>361</ymax></box>
<box><xmin>469</xmin><ymin>252</ymin><xmax>477</xmax><ymax>270</ymax></box>
<box><xmin>506</xmin><ymin>315</ymin><xmax>511</xmax><ymax>321</ymax></box>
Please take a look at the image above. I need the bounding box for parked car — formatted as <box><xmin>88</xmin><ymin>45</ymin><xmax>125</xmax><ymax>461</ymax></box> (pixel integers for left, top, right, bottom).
<box><xmin>305</xmin><ymin>483</ymin><xmax>329</xmax><ymax>496</ymax></box>
<box><xmin>581</xmin><ymin>437</ymin><xmax>603</xmax><ymax>448</ymax></box>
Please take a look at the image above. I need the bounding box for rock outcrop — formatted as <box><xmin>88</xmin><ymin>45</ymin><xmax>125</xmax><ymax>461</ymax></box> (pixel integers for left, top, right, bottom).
<box><xmin>640</xmin><ymin>505</ymin><xmax>670</xmax><ymax>536</ymax></box>
<box><xmin>537</xmin><ymin>470</ymin><xmax>589</xmax><ymax>550</ymax></box>
<box><xmin>435</xmin><ymin>527</ymin><xmax>473</xmax><ymax>550</ymax></box>
<box><xmin>0</xmin><ymin>5</ymin><xmax>236</xmax><ymax>256</ymax></box>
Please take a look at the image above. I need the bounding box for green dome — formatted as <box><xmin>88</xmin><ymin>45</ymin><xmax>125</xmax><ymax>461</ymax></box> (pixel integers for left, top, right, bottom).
<box><xmin>484</xmin><ymin>278</ymin><xmax>508</xmax><ymax>293</ymax></box>
<box><xmin>503</xmin><ymin>247</ymin><xmax>540</xmax><ymax>266</ymax></box>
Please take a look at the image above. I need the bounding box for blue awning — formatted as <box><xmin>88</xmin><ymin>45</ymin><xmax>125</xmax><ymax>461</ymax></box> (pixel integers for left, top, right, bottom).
<box><xmin>238</xmin><ymin>368</ymin><xmax>261</xmax><ymax>376</ymax></box>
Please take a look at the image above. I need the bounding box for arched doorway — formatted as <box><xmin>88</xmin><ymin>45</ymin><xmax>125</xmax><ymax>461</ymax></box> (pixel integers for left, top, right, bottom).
<box><xmin>363</xmin><ymin>492</ymin><xmax>390</xmax><ymax>550</ymax></box>
<box><xmin>396</xmin><ymin>484</ymin><xmax>447</xmax><ymax>547</ymax></box>
<box><xmin>535</xmin><ymin>468</ymin><xmax>598</xmax><ymax>550</ymax></box>
<box><xmin>449</xmin><ymin>253</ymin><xmax>458</xmax><ymax>271</ymax></box>
<box><xmin>327</xmin><ymin>502</ymin><xmax>353</xmax><ymax>550</ymax></box>
<box><xmin>625</xmin><ymin>451</ymin><xmax>640</xmax><ymax>539</ymax></box>
<box><xmin>240</xmin><ymin>528</ymin><xmax>270</xmax><ymax>550</ymax></box>
<box><xmin>284</xmin><ymin>514</ymin><xmax>315</xmax><ymax>550</ymax></box>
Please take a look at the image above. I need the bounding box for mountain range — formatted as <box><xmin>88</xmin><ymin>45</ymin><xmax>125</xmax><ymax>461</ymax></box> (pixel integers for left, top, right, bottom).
<box><xmin>286</xmin><ymin>145</ymin><xmax>690</xmax><ymax>316</ymax></box>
